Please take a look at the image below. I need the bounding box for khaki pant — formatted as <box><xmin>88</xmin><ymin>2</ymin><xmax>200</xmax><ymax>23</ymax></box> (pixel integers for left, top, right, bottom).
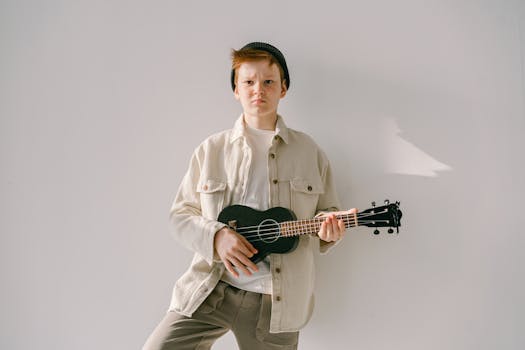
<box><xmin>143</xmin><ymin>281</ymin><xmax>299</xmax><ymax>350</ymax></box>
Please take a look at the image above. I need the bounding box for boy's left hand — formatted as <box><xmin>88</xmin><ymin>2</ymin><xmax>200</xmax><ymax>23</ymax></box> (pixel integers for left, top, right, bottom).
<box><xmin>317</xmin><ymin>209</ymin><xmax>357</xmax><ymax>242</ymax></box>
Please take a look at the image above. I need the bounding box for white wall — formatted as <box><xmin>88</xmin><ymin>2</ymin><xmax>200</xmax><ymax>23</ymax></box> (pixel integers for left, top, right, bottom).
<box><xmin>2</xmin><ymin>1</ymin><xmax>524</xmax><ymax>349</ymax></box>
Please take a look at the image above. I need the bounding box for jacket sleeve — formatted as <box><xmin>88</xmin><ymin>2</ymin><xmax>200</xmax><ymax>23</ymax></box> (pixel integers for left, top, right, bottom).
<box><xmin>314</xmin><ymin>151</ymin><xmax>343</xmax><ymax>254</ymax></box>
<box><xmin>168</xmin><ymin>147</ymin><xmax>226</xmax><ymax>265</ymax></box>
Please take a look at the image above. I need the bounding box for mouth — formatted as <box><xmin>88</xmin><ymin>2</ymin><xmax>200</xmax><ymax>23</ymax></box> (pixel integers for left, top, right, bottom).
<box><xmin>252</xmin><ymin>99</ymin><xmax>265</xmax><ymax>105</ymax></box>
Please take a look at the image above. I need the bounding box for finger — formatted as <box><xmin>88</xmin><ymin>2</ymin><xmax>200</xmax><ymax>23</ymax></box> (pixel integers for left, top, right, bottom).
<box><xmin>238</xmin><ymin>235</ymin><xmax>258</xmax><ymax>254</ymax></box>
<box><xmin>235</xmin><ymin>239</ymin><xmax>257</xmax><ymax>259</ymax></box>
<box><xmin>338</xmin><ymin>219</ymin><xmax>346</xmax><ymax>237</ymax></box>
<box><xmin>331</xmin><ymin>223</ymin><xmax>341</xmax><ymax>241</ymax></box>
<box><xmin>327</xmin><ymin>216</ymin><xmax>335</xmax><ymax>239</ymax></box>
<box><xmin>223</xmin><ymin>258</ymin><xmax>238</xmax><ymax>278</ymax></box>
<box><xmin>230</xmin><ymin>256</ymin><xmax>253</xmax><ymax>276</ymax></box>
<box><xmin>329</xmin><ymin>216</ymin><xmax>343</xmax><ymax>241</ymax></box>
<box><xmin>331</xmin><ymin>218</ymin><xmax>343</xmax><ymax>240</ymax></box>
<box><xmin>331</xmin><ymin>217</ymin><xmax>340</xmax><ymax>232</ymax></box>
<box><xmin>318</xmin><ymin>221</ymin><xmax>327</xmax><ymax>240</ymax></box>
<box><xmin>234</xmin><ymin>252</ymin><xmax>259</xmax><ymax>273</ymax></box>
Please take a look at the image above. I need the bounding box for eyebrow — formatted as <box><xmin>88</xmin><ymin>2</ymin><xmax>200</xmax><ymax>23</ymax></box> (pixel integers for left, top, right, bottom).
<box><xmin>239</xmin><ymin>72</ymin><xmax>279</xmax><ymax>79</ymax></box>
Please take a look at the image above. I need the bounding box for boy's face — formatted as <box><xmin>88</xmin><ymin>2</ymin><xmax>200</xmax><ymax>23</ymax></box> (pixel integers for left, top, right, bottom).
<box><xmin>234</xmin><ymin>60</ymin><xmax>287</xmax><ymax>123</ymax></box>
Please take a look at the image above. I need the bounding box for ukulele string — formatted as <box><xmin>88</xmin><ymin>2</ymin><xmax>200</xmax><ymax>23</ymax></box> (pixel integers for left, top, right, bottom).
<box><xmin>238</xmin><ymin>219</ymin><xmax>390</xmax><ymax>241</ymax></box>
<box><xmin>243</xmin><ymin>221</ymin><xmax>384</xmax><ymax>243</ymax></box>
<box><xmin>237</xmin><ymin>218</ymin><xmax>390</xmax><ymax>239</ymax></box>
<box><xmin>234</xmin><ymin>210</ymin><xmax>387</xmax><ymax>234</ymax></box>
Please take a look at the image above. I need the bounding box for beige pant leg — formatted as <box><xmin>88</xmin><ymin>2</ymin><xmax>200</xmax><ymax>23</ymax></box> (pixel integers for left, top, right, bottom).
<box><xmin>142</xmin><ymin>310</ymin><xmax>229</xmax><ymax>350</ymax></box>
<box><xmin>142</xmin><ymin>282</ymin><xmax>299</xmax><ymax>350</ymax></box>
<box><xmin>142</xmin><ymin>282</ymin><xmax>230</xmax><ymax>350</ymax></box>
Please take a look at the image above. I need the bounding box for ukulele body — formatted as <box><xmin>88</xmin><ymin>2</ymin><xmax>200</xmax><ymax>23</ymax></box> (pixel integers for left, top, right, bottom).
<box><xmin>217</xmin><ymin>205</ymin><xmax>300</xmax><ymax>263</ymax></box>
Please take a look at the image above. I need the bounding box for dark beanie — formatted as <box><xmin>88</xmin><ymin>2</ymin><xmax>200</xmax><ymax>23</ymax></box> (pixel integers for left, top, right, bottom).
<box><xmin>230</xmin><ymin>42</ymin><xmax>290</xmax><ymax>91</ymax></box>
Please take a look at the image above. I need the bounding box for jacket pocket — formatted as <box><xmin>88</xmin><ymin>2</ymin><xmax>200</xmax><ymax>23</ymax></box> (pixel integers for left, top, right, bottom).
<box><xmin>197</xmin><ymin>179</ymin><xmax>227</xmax><ymax>219</ymax></box>
<box><xmin>195</xmin><ymin>281</ymin><xmax>227</xmax><ymax>314</ymax></box>
<box><xmin>290</xmin><ymin>177</ymin><xmax>324</xmax><ymax>219</ymax></box>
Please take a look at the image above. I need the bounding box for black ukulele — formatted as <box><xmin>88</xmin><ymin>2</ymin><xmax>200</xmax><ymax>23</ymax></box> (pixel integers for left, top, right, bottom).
<box><xmin>218</xmin><ymin>200</ymin><xmax>402</xmax><ymax>263</ymax></box>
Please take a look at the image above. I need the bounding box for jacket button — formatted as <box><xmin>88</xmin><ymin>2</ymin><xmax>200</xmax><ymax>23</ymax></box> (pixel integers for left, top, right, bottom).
<box><xmin>307</xmin><ymin>185</ymin><xmax>313</xmax><ymax>191</ymax></box>
<box><xmin>203</xmin><ymin>185</ymin><xmax>209</xmax><ymax>191</ymax></box>
<box><xmin>273</xmin><ymin>179</ymin><xmax>278</xmax><ymax>184</ymax></box>
<box><xmin>276</xmin><ymin>296</ymin><xmax>281</xmax><ymax>301</ymax></box>
<box><xmin>270</xmin><ymin>153</ymin><xmax>276</xmax><ymax>159</ymax></box>
<box><xmin>275</xmin><ymin>268</ymin><xmax>281</xmax><ymax>273</ymax></box>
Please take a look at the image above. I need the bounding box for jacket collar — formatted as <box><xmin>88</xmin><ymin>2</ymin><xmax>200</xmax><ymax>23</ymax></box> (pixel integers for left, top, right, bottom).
<box><xmin>230</xmin><ymin>114</ymin><xmax>290</xmax><ymax>144</ymax></box>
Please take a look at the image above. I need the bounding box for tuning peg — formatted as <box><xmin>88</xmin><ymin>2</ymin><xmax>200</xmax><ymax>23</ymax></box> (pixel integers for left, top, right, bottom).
<box><xmin>373</xmin><ymin>229</ymin><xmax>380</xmax><ymax>235</ymax></box>
<box><xmin>371</xmin><ymin>201</ymin><xmax>376</xmax><ymax>208</ymax></box>
<box><xmin>388</xmin><ymin>228</ymin><xmax>394</xmax><ymax>234</ymax></box>
<box><xmin>395</xmin><ymin>201</ymin><xmax>400</xmax><ymax>206</ymax></box>
<box><xmin>384</xmin><ymin>199</ymin><xmax>390</xmax><ymax>205</ymax></box>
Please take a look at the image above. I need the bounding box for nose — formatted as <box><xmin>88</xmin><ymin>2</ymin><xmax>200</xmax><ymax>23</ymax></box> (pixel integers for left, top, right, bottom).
<box><xmin>253</xmin><ymin>81</ymin><xmax>264</xmax><ymax>95</ymax></box>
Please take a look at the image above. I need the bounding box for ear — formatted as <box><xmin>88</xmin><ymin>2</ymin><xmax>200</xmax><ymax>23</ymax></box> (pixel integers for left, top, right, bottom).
<box><xmin>280</xmin><ymin>80</ymin><xmax>287</xmax><ymax>98</ymax></box>
<box><xmin>233</xmin><ymin>84</ymin><xmax>240</xmax><ymax>100</ymax></box>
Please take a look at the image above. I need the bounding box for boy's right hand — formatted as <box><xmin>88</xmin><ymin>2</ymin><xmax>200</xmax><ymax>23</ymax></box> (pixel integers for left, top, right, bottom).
<box><xmin>214</xmin><ymin>227</ymin><xmax>259</xmax><ymax>278</ymax></box>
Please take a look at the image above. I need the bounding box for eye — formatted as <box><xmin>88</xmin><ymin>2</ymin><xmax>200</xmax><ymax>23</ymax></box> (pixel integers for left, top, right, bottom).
<box><xmin>264</xmin><ymin>80</ymin><xmax>274</xmax><ymax>85</ymax></box>
<box><xmin>243</xmin><ymin>80</ymin><xmax>254</xmax><ymax>85</ymax></box>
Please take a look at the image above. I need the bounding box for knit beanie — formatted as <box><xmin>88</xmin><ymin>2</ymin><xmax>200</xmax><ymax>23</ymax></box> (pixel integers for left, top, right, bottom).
<box><xmin>230</xmin><ymin>42</ymin><xmax>290</xmax><ymax>91</ymax></box>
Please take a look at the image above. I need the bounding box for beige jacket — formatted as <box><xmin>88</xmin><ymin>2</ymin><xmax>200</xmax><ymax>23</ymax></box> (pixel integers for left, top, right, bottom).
<box><xmin>168</xmin><ymin>115</ymin><xmax>341</xmax><ymax>333</ymax></box>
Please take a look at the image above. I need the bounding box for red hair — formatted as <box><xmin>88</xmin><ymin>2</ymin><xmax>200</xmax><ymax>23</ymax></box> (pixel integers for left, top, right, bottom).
<box><xmin>231</xmin><ymin>48</ymin><xmax>285</xmax><ymax>86</ymax></box>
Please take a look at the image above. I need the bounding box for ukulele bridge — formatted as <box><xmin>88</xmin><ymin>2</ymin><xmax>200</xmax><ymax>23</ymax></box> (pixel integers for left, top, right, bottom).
<box><xmin>228</xmin><ymin>220</ymin><xmax>238</xmax><ymax>230</ymax></box>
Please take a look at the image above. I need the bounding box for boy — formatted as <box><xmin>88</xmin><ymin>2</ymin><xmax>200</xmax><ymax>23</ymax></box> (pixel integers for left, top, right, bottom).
<box><xmin>143</xmin><ymin>42</ymin><xmax>355</xmax><ymax>350</ymax></box>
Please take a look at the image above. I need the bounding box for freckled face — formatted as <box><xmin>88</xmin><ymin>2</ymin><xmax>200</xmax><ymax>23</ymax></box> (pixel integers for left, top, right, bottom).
<box><xmin>234</xmin><ymin>60</ymin><xmax>287</xmax><ymax>123</ymax></box>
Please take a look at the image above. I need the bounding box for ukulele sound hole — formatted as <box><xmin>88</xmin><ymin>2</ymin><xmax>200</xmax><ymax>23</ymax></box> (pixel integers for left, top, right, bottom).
<box><xmin>258</xmin><ymin>219</ymin><xmax>280</xmax><ymax>243</ymax></box>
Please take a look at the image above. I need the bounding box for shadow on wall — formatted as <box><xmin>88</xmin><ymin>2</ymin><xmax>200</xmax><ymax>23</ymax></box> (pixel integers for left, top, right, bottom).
<box><xmin>381</xmin><ymin>118</ymin><xmax>452</xmax><ymax>177</ymax></box>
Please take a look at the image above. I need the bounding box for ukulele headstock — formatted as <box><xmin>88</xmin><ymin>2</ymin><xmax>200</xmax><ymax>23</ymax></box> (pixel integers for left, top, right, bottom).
<box><xmin>359</xmin><ymin>199</ymin><xmax>402</xmax><ymax>235</ymax></box>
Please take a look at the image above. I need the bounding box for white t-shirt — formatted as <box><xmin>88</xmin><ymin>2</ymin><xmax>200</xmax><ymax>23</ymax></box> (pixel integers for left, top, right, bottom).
<box><xmin>220</xmin><ymin>124</ymin><xmax>274</xmax><ymax>294</ymax></box>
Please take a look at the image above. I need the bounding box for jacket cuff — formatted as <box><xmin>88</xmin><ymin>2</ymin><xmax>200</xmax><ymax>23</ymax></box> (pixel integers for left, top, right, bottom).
<box><xmin>319</xmin><ymin>238</ymin><xmax>342</xmax><ymax>254</ymax></box>
<box><xmin>203</xmin><ymin>221</ymin><xmax>228</xmax><ymax>265</ymax></box>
